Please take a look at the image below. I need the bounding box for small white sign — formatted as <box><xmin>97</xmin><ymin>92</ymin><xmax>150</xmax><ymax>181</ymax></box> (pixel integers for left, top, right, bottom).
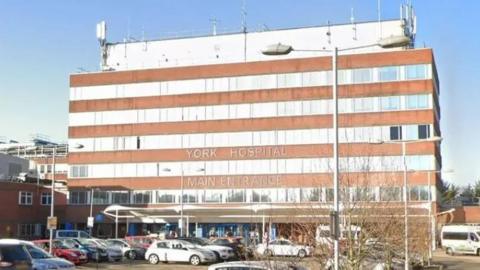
<box><xmin>87</xmin><ymin>217</ymin><xmax>94</xmax><ymax>228</ymax></box>
<box><xmin>178</xmin><ymin>218</ymin><xmax>183</xmax><ymax>229</ymax></box>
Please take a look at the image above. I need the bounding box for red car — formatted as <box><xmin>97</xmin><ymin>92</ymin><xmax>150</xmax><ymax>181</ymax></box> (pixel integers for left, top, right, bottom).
<box><xmin>124</xmin><ymin>236</ymin><xmax>155</xmax><ymax>249</ymax></box>
<box><xmin>32</xmin><ymin>239</ymin><xmax>88</xmax><ymax>265</ymax></box>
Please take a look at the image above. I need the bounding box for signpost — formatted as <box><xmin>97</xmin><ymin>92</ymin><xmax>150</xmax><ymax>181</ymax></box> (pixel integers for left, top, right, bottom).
<box><xmin>87</xmin><ymin>217</ymin><xmax>94</xmax><ymax>228</ymax></box>
<box><xmin>47</xmin><ymin>216</ymin><xmax>57</xmax><ymax>231</ymax></box>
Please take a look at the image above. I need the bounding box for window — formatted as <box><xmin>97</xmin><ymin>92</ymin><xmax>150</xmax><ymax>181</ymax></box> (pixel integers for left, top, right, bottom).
<box><xmin>301</xmin><ymin>188</ymin><xmax>320</xmax><ymax>202</ymax></box>
<box><xmin>19</xmin><ymin>191</ymin><xmax>33</xmax><ymax>205</ymax></box>
<box><xmin>226</xmin><ymin>190</ymin><xmax>245</xmax><ymax>203</ymax></box>
<box><xmin>182</xmin><ymin>191</ymin><xmax>198</xmax><ymax>203</ymax></box>
<box><xmin>353</xmin><ymin>98</ymin><xmax>373</xmax><ymax>112</ymax></box>
<box><xmin>69</xmin><ymin>191</ymin><xmax>88</xmax><ymax>205</ymax></box>
<box><xmin>0</xmin><ymin>245</ymin><xmax>30</xmax><ymax>262</ymax></box>
<box><xmin>418</xmin><ymin>125</ymin><xmax>430</xmax><ymax>139</ymax></box>
<box><xmin>252</xmin><ymin>189</ymin><xmax>272</xmax><ymax>203</ymax></box>
<box><xmin>352</xmin><ymin>68</ymin><xmax>372</xmax><ymax>83</ymax></box>
<box><xmin>406</xmin><ymin>94</ymin><xmax>429</xmax><ymax>109</ymax></box>
<box><xmin>325</xmin><ymin>188</ymin><xmax>334</xmax><ymax>202</ymax></box>
<box><xmin>352</xmin><ymin>187</ymin><xmax>375</xmax><ymax>202</ymax></box>
<box><xmin>136</xmin><ymin>136</ymin><xmax>141</xmax><ymax>150</ymax></box>
<box><xmin>405</xmin><ymin>64</ymin><xmax>426</xmax><ymax>80</ymax></box>
<box><xmin>111</xmin><ymin>191</ymin><xmax>130</xmax><ymax>204</ymax></box>
<box><xmin>70</xmin><ymin>165</ymin><xmax>88</xmax><ymax>178</ymax></box>
<box><xmin>133</xmin><ymin>191</ymin><xmax>152</xmax><ymax>204</ymax></box>
<box><xmin>18</xmin><ymin>224</ymin><xmax>38</xmax><ymax>238</ymax></box>
<box><xmin>390</xmin><ymin>126</ymin><xmax>402</xmax><ymax>140</ymax></box>
<box><xmin>380</xmin><ymin>96</ymin><xmax>400</xmax><ymax>111</ymax></box>
<box><xmin>409</xmin><ymin>186</ymin><xmax>429</xmax><ymax>201</ymax></box>
<box><xmin>157</xmin><ymin>192</ymin><xmax>176</xmax><ymax>203</ymax></box>
<box><xmin>379</xmin><ymin>187</ymin><xmax>402</xmax><ymax>201</ymax></box>
<box><xmin>204</xmin><ymin>190</ymin><xmax>222</xmax><ymax>203</ymax></box>
<box><xmin>39</xmin><ymin>165</ymin><xmax>45</xmax><ymax>173</ymax></box>
<box><xmin>92</xmin><ymin>190</ymin><xmax>109</xmax><ymax>204</ymax></box>
<box><xmin>47</xmin><ymin>165</ymin><xmax>52</xmax><ymax>173</ymax></box>
<box><xmin>378</xmin><ymin>66</ymin><xmax>399</xmax><ymax>81</ymax></box>
<box><xmin>41</xmin><ymin>192</ymin><xmax>51</xmax><ymax>205</ymax></box>
<box><xmin>442</xmin><ymin>232</ymin><xmax>467</xmax><ymax>240</ymax></box>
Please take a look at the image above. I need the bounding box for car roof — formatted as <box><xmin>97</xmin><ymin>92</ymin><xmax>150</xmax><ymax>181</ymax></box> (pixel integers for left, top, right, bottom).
<box><xmin>210</xmin><ymin>261</ymin><xmax>304</xmax><ymax>270</ymax></box>
<box><xmin>0</xmin><ymin>239</ymin><xmax>34</xmax><ymax>246</ymax></box>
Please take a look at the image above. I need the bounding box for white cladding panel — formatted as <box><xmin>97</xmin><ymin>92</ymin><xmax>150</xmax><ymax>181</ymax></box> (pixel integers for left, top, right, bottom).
<box><xmin>104</xmin><ymin>20</ymin><xmax>406</xmax><ymax>71</ymax></box>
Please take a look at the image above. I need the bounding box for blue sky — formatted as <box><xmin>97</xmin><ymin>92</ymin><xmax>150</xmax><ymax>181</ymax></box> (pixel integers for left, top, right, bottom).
<box><xmin>0</xmin><ymin>0</ymin><xmax>479</xmax><ymax>186</ymax></box>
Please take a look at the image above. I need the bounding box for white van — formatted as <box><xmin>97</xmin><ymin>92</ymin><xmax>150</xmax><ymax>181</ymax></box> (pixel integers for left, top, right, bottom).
<box><xmin>441</xmin><ymin>224</ymin><xmax>480</xmax><ymax>255</ymax></box>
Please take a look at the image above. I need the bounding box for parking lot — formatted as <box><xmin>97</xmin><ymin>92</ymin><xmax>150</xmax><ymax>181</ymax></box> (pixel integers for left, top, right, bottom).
<box><xmin>77</xmin><ymin>260</ymin><xmax>208</xmax><ymax>269</ymax></box>
<box><xmin>433</xmin><ymin>249</ymin><xmax>480</xmax><ymax>270</ymax></box>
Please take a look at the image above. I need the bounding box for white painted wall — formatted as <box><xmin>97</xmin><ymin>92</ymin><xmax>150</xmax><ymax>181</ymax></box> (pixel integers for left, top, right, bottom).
<box><xmin>103</xmin><ymin>20</ymin><xmax>407</xmax><ymax>71</ymax></box>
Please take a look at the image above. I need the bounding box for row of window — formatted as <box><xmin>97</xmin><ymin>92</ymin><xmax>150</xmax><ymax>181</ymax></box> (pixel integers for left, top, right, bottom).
<box><xmin>69</xmin><ymin>186</ymin><xmax>432</xmax><ymax>205</ymax></box>
<box><xmin>37</xmin><ymin>164</ymin><xmax>68</xmax><ymax>174</ymax></box>
<box><xmin>69</xmin><ymin>155</ymin><xmax>436</xmax><ymax>178</ymax></box>
<box><xmin>70</xmin><ymin>64</ymin><xmax>432</xmax><ymax>101</ymax></box>
<box><xmin>18</xmin><ymin>191</ymin><xmax>51</xmax><ymax>205</ymax></box>
<box><xmin>69</xmin><ymin>124</ymin><xmax>432</xmax><ymax>153</ymax></box>
<box><xmin>69</xmin><ymin>94</ymin><xmax>431</xmax><ymax>127</ymax></box>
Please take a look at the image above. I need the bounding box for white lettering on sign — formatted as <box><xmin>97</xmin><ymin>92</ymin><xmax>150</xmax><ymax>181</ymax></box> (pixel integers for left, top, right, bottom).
<box><xmin>186</xmin><ymin>146</ymin><xmax>287</xmax><ymax>160</ymax></box>
<box><xmin>186</xmin><ymin>148</ymin><xmax>217</xmax><ymax>159</ymax></box>
<box><xmin>185</xmin><ymin>175</ymin><xmax>282</xmax><ymax>188</ymax></box>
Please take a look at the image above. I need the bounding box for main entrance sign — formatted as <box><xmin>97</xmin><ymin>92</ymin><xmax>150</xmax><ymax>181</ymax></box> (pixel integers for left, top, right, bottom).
<box><xmin>185</xmin><ymin>175</ymin><xmax>282</xmax><ymax>188</ymax></box>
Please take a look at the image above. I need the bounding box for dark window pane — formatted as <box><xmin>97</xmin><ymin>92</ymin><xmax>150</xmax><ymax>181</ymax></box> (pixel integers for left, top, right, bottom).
<box><xmin>390</xmin><ymin>126</ymin><xmax>402</xmax><ymax>140</ymax></box>
<box><xmin>418</xmin><ymin>125</ymin><xmax>429</xmax><ymax>139</ymax></box>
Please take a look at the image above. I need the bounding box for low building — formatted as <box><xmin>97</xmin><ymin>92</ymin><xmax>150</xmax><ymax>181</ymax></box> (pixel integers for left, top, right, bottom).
<box><xmin>0</xmin><ymin>181</ymin><xmax>67</xmax><ymax>239</ymax></box>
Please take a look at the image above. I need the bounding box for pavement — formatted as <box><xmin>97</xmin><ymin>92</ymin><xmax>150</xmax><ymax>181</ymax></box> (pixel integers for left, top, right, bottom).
<box><xmin>75</xmin><ymin>250</ymin><xmax>480</xmax><ymax>269</ymax></box>
<box><xmin>432</xmin><ymin>249</ymin><xmax>480</xmax><ymax>270</ymax></box>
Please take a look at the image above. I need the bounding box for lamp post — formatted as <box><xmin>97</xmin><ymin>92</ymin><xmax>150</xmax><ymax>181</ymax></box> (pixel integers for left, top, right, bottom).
<box><xmin>370</xmin><ymin>136</ymin><xmax>442</xmax><ymax>269</ymax></box>
<box><xmin>262</xmin><ymin>35</ymin><xmax>410</xmax><ymax>270</ymax></box>
<box><xmin>88</xmin><ymin>187</ymin><xmax>101</xmax><ymax>236</ymax></box>
<box><xmin>29</xmin><ymin>143</ymin><xmax>84</xmax><ymax>254</ymax></box>
<box><xmin>163</xmin><ymin>166</ymin><xmax>205</xmax><ymax>237</ymax></box>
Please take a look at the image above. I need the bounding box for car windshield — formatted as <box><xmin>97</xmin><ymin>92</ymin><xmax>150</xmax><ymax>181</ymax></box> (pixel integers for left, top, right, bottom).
<box><xmin>0</xmin><ymin>245</ymin><xmax>30</xmax><ymax>262</ymax></box>
<box><xmin>25</xmin><ymin>245</ymin><xmax>52</xmax><ymax>259</ymax></box>
<box><xmin>61</xmin><ymin>240</ymin><xmax>77</xmax><ymax>249</ymax></box>
<box><xmin>187</xmin><ymin>238</ymin><xmax>209</xmax><ymax>246</ymax></box>
<box><xmin>54</xmin><ymin>242</ymin><xmax>70</xmax><ymax>249</ymax></box>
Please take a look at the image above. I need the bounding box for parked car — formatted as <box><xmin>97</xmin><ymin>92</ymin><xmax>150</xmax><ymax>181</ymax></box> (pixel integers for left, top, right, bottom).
<box><xmin>55</xmin><ymin>229</ymin><xmax>91</xmax><ymax>239</ymax></box>
<box><xmin>125</xmin><ymin>236</ymin><xmax>155</xmax><ymax>249</ymax></box>
<box><xmin>256</xmin><ymin>240</ymin><xmax>313</xmax><ymax>258</ymax></box>
<box><xmin>83</xmin><ymin>239</ymin><xmax>123</xmax><ymax>262</ymax></box>
<box><xmin>209</xmin><ymin>237</ymin><xmax>251</xmax><ymax>259</ymax></box>
<box><xmin>73</xmin><ymin>238</ymin><xmax>109</xmax><ymax>262</ymax></box>
<box><xmin>208</xmin><ymin>260</ymin><xmax>308</xmax><ymax>270</ymax></box>
<box><xmin>179</xmin><ymin>237</ymin><xmax>235</xmax><ymax>261</ymax></box>
<box><xmin>441</xmin><ymin>224</ymin><xmax>480</xmax><ymax>255</ymax></box>
<box><xmin>32</xmin><ymin>239</ymin><xmax>88</xmax><ymax>265</ymax></box>
<box><xmin>0</xmin><ymin>239</ymin><xmax>75</xmax><ymax>270</ymax></box>
<box><xmin>145</xmin><ymin>239</ymin><xmax>216</xmax><ymax>265</ymax></box>
<box><xmin>106</xmin><ymin>239</ymin><xmax>146</xmax><ymax>260</ymax></box>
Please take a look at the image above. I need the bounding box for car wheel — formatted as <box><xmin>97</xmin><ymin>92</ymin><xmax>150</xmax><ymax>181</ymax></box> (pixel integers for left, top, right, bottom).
<box><xmin>298</xmin><ymin>249</ymin><xmax>307</xmax><ymax>258</ymax></box>
<box><xmin>127</xmin><ymin>250</ymin><xmax>137</xmax><ymax>260</ymax></box>
<box><xmin>446</xmin><ymin>247</ymin><xmax>454</xmax><ymax>256</ymax></box>
<box><xmin>148</xmin><ymin>254</ymin><xmax>159</xmax><ymax>264</ymax></box>
<box><xmin>190</xmin><ymin>255</ymin><xmax>201</xmax><ymax>266</ymax></box>
<box><xmin>264</xmin><ymin>249</ymin><xmax>273</xmax><ymax>257</ymax></box>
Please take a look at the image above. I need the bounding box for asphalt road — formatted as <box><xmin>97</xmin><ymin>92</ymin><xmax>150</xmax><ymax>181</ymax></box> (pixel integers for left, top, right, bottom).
<box><xmin>433</xmin><ymin>249</ymin><xmax>480</xmax><ymax>270</ymax></box>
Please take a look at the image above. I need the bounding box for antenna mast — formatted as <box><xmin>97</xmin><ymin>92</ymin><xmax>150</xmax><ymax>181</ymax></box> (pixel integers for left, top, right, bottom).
<box><xmin>96</xmin><ymin>21</ymin><xmax>107</xmax><ymax>69</ymax></box>
<box><xmin>241</xmin><ymin>0</ymin><xmax>247</xmax><ymax>61</ymax></box>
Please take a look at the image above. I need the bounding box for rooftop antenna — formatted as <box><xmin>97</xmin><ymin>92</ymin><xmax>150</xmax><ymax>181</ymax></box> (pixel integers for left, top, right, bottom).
<box><xmin>377</xmin><ymin>0</ymin><xmax>382</xmax><ymax>38</ymax></box>
<box><xmin>241</xmin><ymin>0</ymin><xmax>247</xmax><ymax>33</ymax></box>
<box><xmin>326</xmin><ymin>20</ymin><xmax>331</xmax><ymax>44</ymax></box>
<box><xmin>210</xmin><ymin>18</ymin><xmax>218</xmax><ymax>36</ymax></box>
<box><xmin>350</xmin><ymin>7</ymin><xmax>357</xmax><ymax>40</ymax></box>
<box><xmin>241</xmin><ymin>0</ymin><xmax>247</xmax><ymax>61</ymax></box>
<box><xmin>96</xmin><ymin>21</ymin><xmax>107</xmax><ymax>69</ymax></box>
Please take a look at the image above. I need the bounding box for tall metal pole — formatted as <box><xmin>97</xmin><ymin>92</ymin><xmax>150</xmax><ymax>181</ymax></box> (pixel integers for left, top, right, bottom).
<box><xmin>402</xmin><ymin>142</ymin><xmax>409</xmax><ymax>270</ymax></box>
<box><xmin>89</xmin><ymin>187</ymin><xmax>94</xmax><ymax>236</ymax></box>
<box><xmin>49</xmin><ymin>147</ymin><xmax>56</xmax><ymax>254</ymax></box>
<box><xmin>332</xmin><ymin>47</ymin><xmax>340</xmax><ymax>270</ymax></box>
<box><xmin>180</xmin><ymin>164</ymin><xmax>184</xmax><ymax>237</ymax></box>
<box><xmin>428</xmin><ymin>171</ymin><xmax>433</xmax><ymax>263</ymax></box>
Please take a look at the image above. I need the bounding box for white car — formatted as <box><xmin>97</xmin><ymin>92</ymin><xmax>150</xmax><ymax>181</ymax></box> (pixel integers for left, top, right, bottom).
<box><xmin>145</xmin><ymin>239</ymin><xmax>217</xmax><ymax>266</ymax></box>
<box><xmin>179</xmin><ymin>237</ymin><xmax>235</xmax><ymax>260</ymax></box>
<box><xmin>256</xmin><ymin>240</ymin><xmax>313</xmax><ymax>258</ymax></box>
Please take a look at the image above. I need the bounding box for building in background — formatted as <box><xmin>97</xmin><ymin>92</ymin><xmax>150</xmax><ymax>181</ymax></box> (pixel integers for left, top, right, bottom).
<box><xmin>67</xmin><ymin>12</ymin><xmax>441</xmax><ymax>238</ymax></box>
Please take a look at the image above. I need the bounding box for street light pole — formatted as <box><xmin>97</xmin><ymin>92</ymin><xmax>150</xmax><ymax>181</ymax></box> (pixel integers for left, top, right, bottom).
<box><xmin>331</xmin><ymin>46</ymin><xmax>340</xmax><ymax>270</ymax></box>
<box><xmin>89</xmin><ymin>187</ymin><xmax>94</xmax><ymax>236</ymax></box>
<box><xmin>49</xmin><ymin>147</ymin><xmax>56</xmax><ymax>254</ymax></box>
<box><xmin>180</xmin><ymin>164</ymin><xmax>184</xmax><ymax>237</ymax></box>
<box><xmin>402</xmin><ymin>142</ymin><xmax>409</xmax><ymax>270</ymax></box>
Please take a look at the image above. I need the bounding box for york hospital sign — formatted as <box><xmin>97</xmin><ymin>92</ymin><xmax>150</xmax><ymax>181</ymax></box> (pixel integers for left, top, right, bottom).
<box><xmin>184</xmin><ymin>146</ymin><xmax>287</xmax><ymax>188</ymax></box>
